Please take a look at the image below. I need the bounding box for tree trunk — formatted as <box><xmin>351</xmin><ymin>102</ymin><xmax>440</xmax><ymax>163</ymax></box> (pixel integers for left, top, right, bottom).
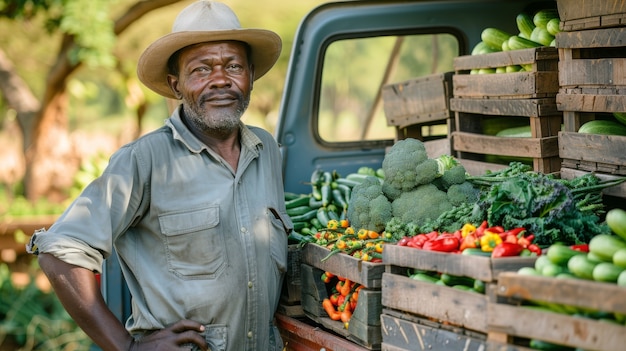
<box><xmin>24</xmin><ymin>91</ymin><xmax>77</xmax><ymax>202</ymax></box>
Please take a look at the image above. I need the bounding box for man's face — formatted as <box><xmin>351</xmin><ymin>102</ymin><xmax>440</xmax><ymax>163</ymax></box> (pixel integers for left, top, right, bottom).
<box><xmin>168</xmin><ymin>41</ymin><xmax>254</xmax><ymax>134</ymax></box>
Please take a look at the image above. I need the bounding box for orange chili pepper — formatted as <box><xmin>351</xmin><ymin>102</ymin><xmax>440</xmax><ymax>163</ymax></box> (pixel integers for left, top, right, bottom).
<box><xmin>322</xmin><ymin>298</ymin><xmax>341</xmax><ymax>321</ymax></box>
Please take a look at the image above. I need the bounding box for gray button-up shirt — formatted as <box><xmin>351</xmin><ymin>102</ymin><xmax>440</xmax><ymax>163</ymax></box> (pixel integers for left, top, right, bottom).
<box><xmin>30</xmin><ymin>107</ymin><xmax>292</xmax><ymax>350</ymax></box>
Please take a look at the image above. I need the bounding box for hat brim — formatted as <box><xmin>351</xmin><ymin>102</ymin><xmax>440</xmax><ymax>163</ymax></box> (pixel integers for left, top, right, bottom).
<box><xmin>137</xmin><ymin>29</ymin><xmax>282</xmax><ymax>99</ymax></box>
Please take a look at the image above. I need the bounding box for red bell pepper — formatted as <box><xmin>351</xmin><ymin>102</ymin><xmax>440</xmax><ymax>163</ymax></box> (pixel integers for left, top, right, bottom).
<box><xmin>475</xmin><ymin>221</ymin><xmax>488</xmax><ymax>237</ymax></box>
<box><xmin>422</xmin><ymin>235</ymin><xmax>459</xmax><ymax>252</ymax></box>
<box><xmin>527</xmin><ymin>243</ymin><xmax>542</xmax><ymax>255</ymax></box>
<box><xmin>570</xmin><ymin>244</ymin><xmax>589</xmax><ymax>253</ymax></box>
<box><xmin>491</xmin><ymin>242</ymin><xmax>525</xmax><ymax>258</ymax></box>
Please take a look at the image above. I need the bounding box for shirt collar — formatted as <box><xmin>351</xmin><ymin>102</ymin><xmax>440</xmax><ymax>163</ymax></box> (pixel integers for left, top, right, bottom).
<box><xmin>166</xmin><ymin>105</ymin><xmax>263</xmax><ymax>155</ymax></box>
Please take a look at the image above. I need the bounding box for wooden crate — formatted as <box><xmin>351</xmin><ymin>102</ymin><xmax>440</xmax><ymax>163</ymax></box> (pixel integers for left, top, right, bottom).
<box><xmin>557</xmin><ymin>0</ymin><xmax>626</xmax><ymax>31</ymax></box>
<box><xmin>382</xmin><ymin>72</ymin><xmax>453</xmax><ymax>129</ymax></box>
<box><xmin>301</xmin><ymin>243</ymin><xmax>391</xmax><ymax>289</ymax></box>
<box><xmin>381</xmin><ymin>245</ymin><xmax>537</xmax><ymax>334</ymax></box>
<box><xmin>279</xmin><ymin>244</ymin><xmax>305</xmax><ymax>317</ymax></box>
<box><xmin>301</xmin><ymin>263</ymin><xmax>382</xmax><ymax>350</ymax></box>
<box><xmin>555</xmin><ymin>26</ymin><xmax>626</xmax><ymax>182</ymax></box>
<box><xmin>488</xmin><ymin>272</ymin><xmax>626</xmax><ymax>351</ymax></box>
<box><xmin>380</xmin><ymin>309</ymin><xmax>533</xmax><ymax>351</ymax></box>
<box><xmin>450</xmin><ymin>47</ymin><xmax>562</xmax><ymax>174</ymax></box>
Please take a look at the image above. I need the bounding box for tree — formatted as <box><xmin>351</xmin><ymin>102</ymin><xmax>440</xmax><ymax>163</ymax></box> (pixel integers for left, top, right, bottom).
<box><xmin>0</xmin><ymin>0</ymin><xmax>184</xmax><ymax>202</ymax></box>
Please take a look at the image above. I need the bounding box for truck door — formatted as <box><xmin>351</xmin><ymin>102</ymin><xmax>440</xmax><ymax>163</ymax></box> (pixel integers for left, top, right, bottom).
<box><xmin>276</xmin><ymin>0</ymin><xmax>554</xmax><ymax>195</ymax></box>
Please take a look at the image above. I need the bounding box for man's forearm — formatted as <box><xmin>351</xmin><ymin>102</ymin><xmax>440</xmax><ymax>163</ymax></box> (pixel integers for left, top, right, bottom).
<box><xmin>38</xmin><ymin>253</ymin><xmax>134</xmax><ymax>351</ymax></box>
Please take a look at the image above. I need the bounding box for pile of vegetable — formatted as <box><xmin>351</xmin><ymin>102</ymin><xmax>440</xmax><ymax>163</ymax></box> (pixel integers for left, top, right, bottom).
<box><xmin>578</xmin><ymin>112</ymin><xmax>626</xmax><ymax>136</ymax></box>
<box><xmin>513</xmin><ymin>208</ymin><xmax>626</xmax><ymax>324</ymax></box>
<box><xmin>319</xmin><ymin>272</ymin><xmax>361</xmax><ymax>329</ymax></box>
<box><xmin>471</xmin><ymin>8</ymin><xmax>560</xmax><ymax>73</ymax></box>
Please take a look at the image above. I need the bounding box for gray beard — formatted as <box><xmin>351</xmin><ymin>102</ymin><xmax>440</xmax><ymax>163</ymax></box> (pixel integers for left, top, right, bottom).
<box><xmin>182</xmin><ymin>95</ymin><xmax>250</xmax><ymax>135</ymax></box>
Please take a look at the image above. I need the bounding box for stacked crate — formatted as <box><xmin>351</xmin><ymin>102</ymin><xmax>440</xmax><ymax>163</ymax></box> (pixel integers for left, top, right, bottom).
<box><xmin>278</xmin><ymin>244</ymin><xmax>304</xmax><ymax>317</ymax></box>
<box><xmin>488</xmin><ymin>272</ymin><xmax>626</xmax><ymax>350</ymax></box>
<box><xmin>450</xmin><ymin>47</ymin><xmax>562</xmax><ymax>176</ymax></box>
<box><xmin>380</xmin><ymin>245</ymin><xmax>536</xmax><ymax>351</ymax></box>
<box><xmin>300</xmin><ymin>243</ymin><xmax>402</xmax><ymax>350</ymax></box>
<box><xmin>381</xmin><ymin>72</ymin><xmax>454</xmax><ymax>158</ymax></box>
<box><xmin>555</xmin><ymin>0</ymin><xmax>626</xmax><ymax>199</ymax></box>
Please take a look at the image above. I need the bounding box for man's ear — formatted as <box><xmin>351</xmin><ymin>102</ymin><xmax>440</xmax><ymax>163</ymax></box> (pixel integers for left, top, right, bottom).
<box><xmin>167</xmin><ymin>74</ymin><xmax>182</xmax><ymax>100</ymax></box>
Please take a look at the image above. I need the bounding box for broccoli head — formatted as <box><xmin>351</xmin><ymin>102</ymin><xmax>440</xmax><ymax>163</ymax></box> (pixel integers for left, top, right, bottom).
<box><xmin>391</xmin><ymin>183</ymin><xmax>453</xmax><ymax>226</ymax></box>
<box><xmin>433</xmin><ymin>155</ymin><xmax>468</xmax><ymax>190</ymax></box>
<box><xmin>347</xmin><ymin>175</ymin><xmax>393</xmax><ymax>232</ymax></box>
<box><xmin>447</xmin><ymin>181</ymin><xmax>480</xmax><ymax>207</ymax></box>
<box><xmin>382</xmin><ymin>138</ymin><xmax>429</xmax><ymax>192</ymax></box>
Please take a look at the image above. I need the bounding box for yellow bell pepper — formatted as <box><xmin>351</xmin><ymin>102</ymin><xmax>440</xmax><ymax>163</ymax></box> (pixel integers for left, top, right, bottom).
<box><xmin>480</xmin><ymin>231</ymin><xmax>502</xmax><ymax>252</ymax></box>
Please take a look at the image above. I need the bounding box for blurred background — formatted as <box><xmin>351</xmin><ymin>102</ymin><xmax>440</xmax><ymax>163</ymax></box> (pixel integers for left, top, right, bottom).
<box><xmin>0</xmin><ymin>0</ymin><xmax>326</xmax><ymax>349</ymax></box>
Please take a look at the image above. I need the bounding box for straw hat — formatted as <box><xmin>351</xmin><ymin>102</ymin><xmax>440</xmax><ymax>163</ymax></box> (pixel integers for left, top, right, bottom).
<box><xmin>137</xmin><ymin>0</ymin><xmax>282</xmax><ymax>99</ymax></box>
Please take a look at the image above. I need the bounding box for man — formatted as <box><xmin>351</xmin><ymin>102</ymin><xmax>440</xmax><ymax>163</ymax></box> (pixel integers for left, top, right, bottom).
<box><xmin>26</xmin><ymin>1</ymin><xmax>292</xmax><ymax>350</ymax></box>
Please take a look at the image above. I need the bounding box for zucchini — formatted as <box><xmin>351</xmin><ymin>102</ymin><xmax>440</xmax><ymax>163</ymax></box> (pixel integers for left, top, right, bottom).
<box><xmin>516</xmin><ymin>12</ymin><xmax>535</xmax><ymax>39</ymax></box>
<box><xmin>507</xmin><ymin>35</ymin><xmax>542</xmax><ymax>51</ymax></box>
<box><xmin>546</xmin><ymin>18</ymin><xmax>561</xmax><ymax>36</ymax></box>
<box><xmin>567</xmin><ymin>254</ymin><xmax>599</xmax><ymax>280</ymax></box>
<box><xmin>533</xmin><ymin>9</ymin><xmax>560</xmax><ymax>29</ymax></box>
<box><xmin>546</xmin><ymin>244</ymin><xmax>584</xmax><ymax>266</ymax></box>
<box><xmin>589</xmin><ymin>234</ymin><xmax>626</xmax><ymax>262</ymax></box>
<box><xmin>287</xmin><ymin>205</ymin><xmax>314</xmax><ymax>217</ymax></box>
<box><xmin>606</xmin><ymin>208</ymin><xmax>626</xmax><ymax>241</ymax></box>
<box><xmin>285</xmin><ymin>195</ymin><xmax>311</xmax><ymax>209</ymax></box>
<box><xmin>592</xmin><ymin>262</ymin><xmax>624</xmax><ymax>283</ymax></box>
<box><xmin>440</xmin><ymin>273</ymin><xmax>474</xmax><ymax>287</ymax></box>
<box><xmin>410</xmin><ymin>272</ymin><xmax>439</xmax><ymax>284</ymax></box>
<box><xmin>289</xmin><ymin>208</ymin><xmax>318</xmax><ymax>222</ymax></box>
<box><xmin>578</xmin><ymin>119</ymin><xmax>626</xmax><ymax>136</ymax></box>
<box><xmin>481</xmin><ymin>28</ymin><xmax>512</xmax><ymax>51</ymax></box>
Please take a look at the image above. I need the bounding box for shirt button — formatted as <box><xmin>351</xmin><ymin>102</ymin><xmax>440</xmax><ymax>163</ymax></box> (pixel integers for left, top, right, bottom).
<box><xmin>247</xmin><ymin>331</ymin><xmax>253</xmax><ymax>339</ymax></box>
<box><xmin>248</xmin><ymin>281</ymin><xmax>253</xmax><ymax>288</ymax></box>
<box><xmin>240</xmin><ymin>227</ymin><xmax>247</xmax><ymax>233</ymax></box>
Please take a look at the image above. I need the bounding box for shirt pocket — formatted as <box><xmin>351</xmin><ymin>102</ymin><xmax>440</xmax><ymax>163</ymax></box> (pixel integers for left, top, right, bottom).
<box><xmin>159</xmin><ymin>205</ymin><xmax>227</xmax><ymax>279</ymax></box>
<box><xmin>268</xmin><ymin>207</ymin><xmax>291</xmax><ymax>274</ymax></box>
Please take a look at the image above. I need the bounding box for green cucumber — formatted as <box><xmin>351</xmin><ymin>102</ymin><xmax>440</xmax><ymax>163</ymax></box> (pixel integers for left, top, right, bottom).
<box><xmin>567</xmin><ymin>254</ymin><xmax>599</xmax><ymax>280</ymax></box>
<box><xmin>462</xmin><ymin>248</ymin><xmax>492</xmax><ymax>257</ymax></box>
<box><xmin>592</xmin><ymin>262</ymin><xmax>624</xmax><ymax>283</ymax></box>
<box><xmin>613</xmin><ymin>248</ymin><xmax>626</xmax><ymax>269</ymax></box>
<box><xmin>529</xmin><ymin>338</ymin><xmax>574</xmax><ymax>351</ymax></box>
<box><xmin>440</xmin><ymin>273</ymin><xmax>475</xmax><ymax>287</ymax></box>
<box><xmin>618</xmin><ymin>270</ymin><xmax>626</xmax><ymax>287</ymax></box>
<box><xmin>542</xmin><ymin>261</ymin><xmax>567</xmax><ymax>277</ymax></box>
<box><xmin>533</xmin><ymin>9</ymin><xmax>560</xmax><ymax>29</ymax></box>
<box><xmin>507</xmin><ymin>35</ymin><xmax>542</xmax><ymax>51</ymax></box>
<box><xmin>516</xmin><ymin>12</ymin><xmax>535</xmax><ymax>39</ymax></box>
<box><xmin>578</xmin><ymin>120</ymin><xmax>626</xmax><ymax>136</ymax></box>
<box><xmin>613</xmin><ymin>112</ymin><xmax>626</xmax><ymax>126</ymax></box>
<box><xmin>606</xmin><ymin>208</ymin><xmax>626</xmax><ymax>241</ymax></box>
<box><xmin>534</xmin><ymin>255</ymin><xmax>552</xmax><ymax>272</ymax></box>
<box><xmin>546</xmin><ymin>244</ymin><xmax>584</xmax><ymax>266</ymax></box>
<box><xmin>589</xmin><ymin>234</ymin><xmax>626</xmax><ymax>262</ymax></box>
<box><xmin>518</xmin><ymin>266</ymin><xmax>541</xmax><ymax>276</ymax></box>
<box><xmin>287</xmin><ymin>205</ymin><xmax>314</xmax><ymax>217</ymax></box>
<box><xmin>410</xmin><ymin>272</ymin><xmax>439</xmax><ymax>284</ymax></box>
<box><xmin>481</xmin><ymin>28</ymin><xmax>512</xmax><ymax>51</ymax></box>
<box><xmin>530</xmin><ymin>26</ymin><xmax>554</xmax><ymax>46</ymax></box>
<box><xmin>496</xmin><ymin>125</ymin><xmax>531</xmax><ymax>138</ymax></box>
<box><xmin>289</xmin><ymin>208</ymin><xmax>319</xmax><ymax>222</ymax></box>
<box><xmin>546</xmin><ymin>18</ymin><xmax>561</xmax><ymax>36</ymax></box>
<box><xmin>471</xmin><ymin>41</ymin><xmax>498</xmax><ymax>55</ymax></box>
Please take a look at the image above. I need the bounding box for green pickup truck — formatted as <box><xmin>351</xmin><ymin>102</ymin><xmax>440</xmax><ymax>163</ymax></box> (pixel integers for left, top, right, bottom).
<box><xmin>100</xmin><ymin>0</ymin><xmax>559</xmax><ymax>349</ymax></box>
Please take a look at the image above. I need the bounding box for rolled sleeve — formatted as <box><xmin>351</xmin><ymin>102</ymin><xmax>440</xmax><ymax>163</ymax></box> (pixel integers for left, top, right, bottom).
<box><xmin>28</xmin><ymin>229</ymin><xmax>104</xmax><ymax>273</ymax></box>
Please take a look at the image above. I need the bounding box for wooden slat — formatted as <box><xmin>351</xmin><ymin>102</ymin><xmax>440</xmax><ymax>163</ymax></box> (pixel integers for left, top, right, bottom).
<box><xmin>382</xmin><ymin>245</ymin><xmax>536</xmax><ymax>282</ymax></box>
<box><xmin>559</xmin><ymin>58</ymin><xmax>626</xmax><ymax>86</ymax></box>
<box><xmin>450</xmin><ymin>97</ymin><xmax>560</xmax><ymax>118</ymax></box>
<box><xmin>453</xmin><ymin>47</ymin><xmax>558</xmax><ymax>71</ymax></box>
<box><xmin>488</xmin><ymin>303</ymin><xmax>626</xmax><ymax>351</ymax></box>
<box><xmin>381</xmin><ymin>273</ymin><xmax>489</xmax><ymax>333</ymax></box>
<box><xmin>556</xmin><ymin>27</ymin><xmax>626</xmax><ymax>49</ymax></box>
<box><xmin>556</xmin><ymin>92</ymin><xmax>626</xmax><ymax>112</ymax></box>
<box><xmin>453</xmin><ymin>72</ymin><xmax>559</xmax><ymax>99</ymax></box>
<box><xmin>560</xmin><ymin>167</ymin><xmax>626</xmax><ymax>198</ymax></box>
<box><xmin>557</xmin><ymin>0</ymin><xmax>626</xmax><ymax>22</ymax></box>
<box><xmin>452</xmin><ymin>132</ymin><xmax>559</xmax><ymax>158</ymax></box>
<box><xmin>301</xmin><ymin>243</ymin><xmax>387</xmax><ymax>288</ymax></box>
<box><xmin>497</xmin><ymin>272</ymin><xmax>626</xmax><ymax>314</ymax></box>
<box><xmin>558</xmin><ymin>131</ymin><xmax>626</xmax><ymax>167</ymax></box>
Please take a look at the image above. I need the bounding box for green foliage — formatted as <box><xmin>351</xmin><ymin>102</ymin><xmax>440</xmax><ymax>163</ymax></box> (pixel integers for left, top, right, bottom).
<box><xmin>0</xmin><ymin>262</ymin><xmax>92</xmax><ymax>349</ymax></box>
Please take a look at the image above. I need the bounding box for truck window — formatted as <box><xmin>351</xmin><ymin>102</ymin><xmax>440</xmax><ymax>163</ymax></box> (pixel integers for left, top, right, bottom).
<box><xmin>318</xmin><ymin>33</ymin><xmax>459</xmax><ymax>142</ymax></box>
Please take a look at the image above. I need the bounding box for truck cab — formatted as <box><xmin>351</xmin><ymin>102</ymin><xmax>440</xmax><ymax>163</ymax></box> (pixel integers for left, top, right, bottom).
<box><xmin>99</xmin><ymin>0</ymin><xmax>556</xmax><ymax>349</ymax></box>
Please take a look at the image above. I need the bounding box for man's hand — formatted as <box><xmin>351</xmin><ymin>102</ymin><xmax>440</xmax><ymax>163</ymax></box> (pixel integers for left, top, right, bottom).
<box><xmin>132</xmin><ymin>320</ymin><xmax>208</xmax><ymax>350</ymax></box>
